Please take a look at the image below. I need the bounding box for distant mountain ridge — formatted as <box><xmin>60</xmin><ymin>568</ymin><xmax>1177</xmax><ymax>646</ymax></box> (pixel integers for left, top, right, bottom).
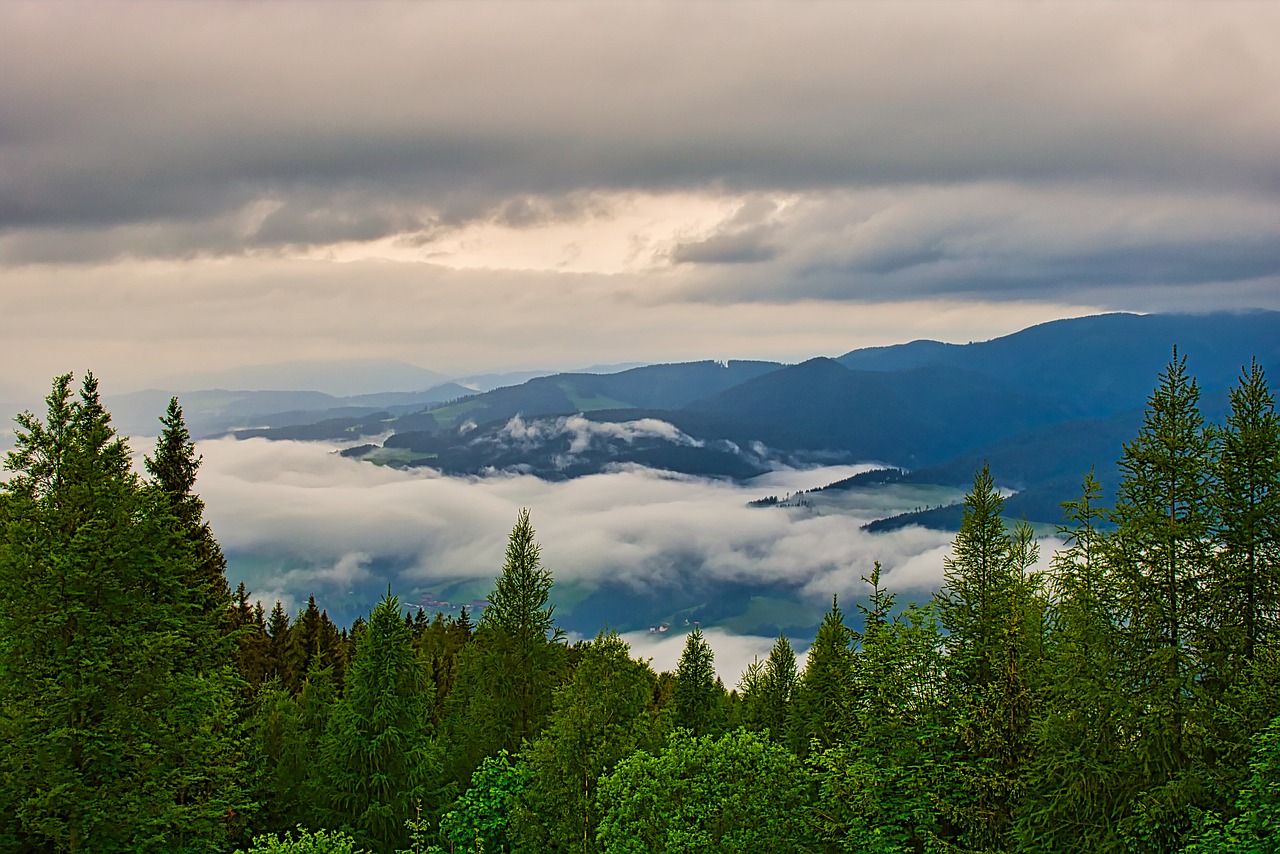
<box><xmin>201</xmin><ymin>310</ymin><xmax>1280</xmax><ymax>529</ymax></box>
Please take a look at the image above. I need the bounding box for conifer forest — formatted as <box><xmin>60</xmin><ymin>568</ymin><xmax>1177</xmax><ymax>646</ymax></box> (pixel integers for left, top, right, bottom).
<box><xmin>2</xmin><ymin>352</ymin><xmax>1280</xmax><ymax>854</ymax></box>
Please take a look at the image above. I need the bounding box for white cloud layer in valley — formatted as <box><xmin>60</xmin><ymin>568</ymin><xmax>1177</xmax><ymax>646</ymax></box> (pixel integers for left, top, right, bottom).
<box><xmin>195</xmin><ymin>437</ymin><xmax>986</xmax><ymax>679</ymax></box>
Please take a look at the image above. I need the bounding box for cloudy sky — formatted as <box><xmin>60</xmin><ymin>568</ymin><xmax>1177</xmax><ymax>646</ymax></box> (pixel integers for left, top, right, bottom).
<box><xmin>3</xmin><ymin>1</ymin><xmax>1278</xmax><ymax>398</ymax></box>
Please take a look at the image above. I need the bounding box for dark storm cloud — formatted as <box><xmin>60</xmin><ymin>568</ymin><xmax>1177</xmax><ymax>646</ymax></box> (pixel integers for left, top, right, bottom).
<box><xmin>1</xmin><ymin>0</ymin><xmax>1278</xmax><ymax>316</ymax></box>
<box><xmin>3</xmin><ymin>4</ymin><xmax>1277</xmax><ymax>224</ymax></box>
<box><xmin>671</xmin><ymin>226</ymin><xmax>778</xmax><ymax>265</ymax></box>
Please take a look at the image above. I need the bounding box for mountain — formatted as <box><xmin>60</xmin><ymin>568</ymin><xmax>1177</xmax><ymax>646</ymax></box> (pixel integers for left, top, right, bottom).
<box><xmin>838</xmin><ymin>311</ymin><xmax>1280</xmax><ymax>418</ymax></box>
<box><xmin>107</xmin><ymin>382</ymin><xmax>471</xmax><ymax>439</ymax></box>
<box><xmin>234</xmin><ymin>310</ymin><xmax>1280</xmax><ymax>529</ymax></box>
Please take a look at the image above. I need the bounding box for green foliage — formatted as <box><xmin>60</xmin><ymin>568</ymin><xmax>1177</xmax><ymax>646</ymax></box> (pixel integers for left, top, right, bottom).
<box><xmin>145</xmin><ymin>396</ymin><xmax>231</xmax><ymax>615</ymax></box>
<box><xmin>439</xmin><ymin>751</ymin><xmax>529</xmax><ymax>854</ymax></box>
<box><xmin>240</xmin><ymin>826</ymin><xmax>367</xmax><ymax>853</ymax></box>
<box><xmin>814</xmin><ymin>597</ymin><xmax>951</xmax><ymax>853</ymax></box>
<box><xmin>481</xmin><ymin>507</ymin><xmax>557</xmax><ymax>645</ymax></box>
<box><xmin>1211</xmin><ymin>359</ymin><xmax>1280</xmax><ymax>665</ymax></box>
<box><xmin>248</xmin><ymin>663</ymin><xmax>336</xmax><ymax>836</ymax></box>
<box><xmin>596</xmin><ymin>728</ymin><xmax>815</xmax><ymax>853</ymax></box>
<box><xmin>934</xmin><ymin>462</ymin><xmax>1047</xmax><ymax>851</ymax></box>
<box><xmin>0</xmin><ymin>374</ymin><xmax>247</xmax><ymax>853</ymax></box>
<box><xmin>516</xmin><ymin>631</ymin><xmax>660</xmax><ymax>852</ymax></box>
<box><xmin>1019</xmin><ymin>472</ymin><xmax>1135</xmax><ymax>854</ymax></box>
<box><xmin>443</xmin><ymin>510</ymin><xmax>565</xmax><ymax>784</ymax></box>
<box><xmin>322</xmin><ymin>593</ymin><xmax>437</xmax><ymax>853</ymax></box>
<box><xmin>1110</xmin><ymin>352</ymin><xmax>1214</xmax><ymax>849</ymax></box>
<box><xmin>739</xmin><ymin>634</ymin><xmax>797</xmax><ymax>739</ymax></box>
<box><xmin>1181</xmin><ymin>714</ymin><xmax>1280</xmax><ymax>853</ymax></box>
<box><xmin>670</xmin><ymin>626</ymin><xmax>724</xmax><ymax>737</ymax></box>
<box><xmin>790</xmin><ymin>595</ymin><xmax>854</xmax><ymax>755</ymax></box>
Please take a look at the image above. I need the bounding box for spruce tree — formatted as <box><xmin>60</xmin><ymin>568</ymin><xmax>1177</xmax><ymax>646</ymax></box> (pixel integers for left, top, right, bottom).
<box><xmin>934</xmin><ymin>462</ymin><xmax>1046</xmax><ymax>851</ymax></box>
<box><xmin>1110</xmin><ymin>351</ymin><xmax>1213</xmax><ymax>848</ymax></box>
<box><xmin>443</xmin><ymin>509</ymin><xmax>565</xmax><ymax>782</ymax></box>
<box><xmin>739</xmin><ymin>635</ymin><xmax>796</xmax><ymax>739</ymax></box>
<box><xmin>1200</xmin><ymin>360</ymin><xmax>1280</xmax><ymax>828</ymax></box>
<box><xmin>322</xmin><ymin>592</ymin><xmax>436</xmax><ymax>853</ymax></box>
<box><xmin>1020</xmin><ymin>472</ymin><xmax>1133</xmax><ymax>853</ymax></box>
<box><xmin>1211</xmin><ymin>359</ymin><xmax>1280</xmax><ymax>666</ymax></box>
<box><xmin>145</xmin><ymin>397</ymin><xmax>230</xmax><ymax>616</ymax></box>
<box><xmin>0</xmin><ymin>374</ymin><xmax>246</xmax><ymax>852</ymax></box>
<box><xmin>671</xmin><ymin>626</ymin><xmax>723</xmax><ymax>737</ymax></box>
<box><xmin>790</xmin><ymin>595</ymin><xmax>854</xmax><ymax>755</ymax></box>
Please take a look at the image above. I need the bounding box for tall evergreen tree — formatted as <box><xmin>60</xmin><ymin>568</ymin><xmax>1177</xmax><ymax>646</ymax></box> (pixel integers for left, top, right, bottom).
<box><xmin>1199</xmin><ymin>360</ymin><xmax>1280</xmax><ymax>829</ymax></box>
<box><xmin>1110</xmin><ymin>351</ymin><xmax>1213</xmax><ymax>849</ymax></box>
<box><xmin>322</xmin><ymin>592</ymin><xmax>437</xmax><ymax>853</ymax></box>
<box><xmin>443</xmin><ymin>509</ymin><xmax>566</xmax><ymax>782</ymax></box>
<box><xmin>934</xmin><ymin>462</ymin><xmax>1046</xmax><ymax>852</ymax></box>
<box><xmin>482</xmin><ymin>508</ymin><xmax>558</xmax><ymax>645</ymax></box>
<box><xmin>145</xmin><ymin>397</ymin><xmax>230</xmax><ymax>616</ymax></box>
<box><xmin>1211</xmin><ymin>360</ymin><xmax>1280</xmax><ymax>666</ymax></box>
<box><xmin>671</xmin><ymin>627</ymin><xmax>724</xmax><ymax>737</ymax></box>
<box><xmin>0</xmin><ymin>374</ymin><xmax>246</xmax><ymax>852</ymax></box>
<box><xmin>790</xmin><ymin>595</ymin><xmax>854</xmax><ymax>755</ymax></box>
<box><xmin>1021</xmin><ymin>471</ymin><xmax>1134</xmax><ymax>853</ymax></box>
<box><xmin>813</xmin><ymin>564</ymin><xmax>951</xmax><ymax>853</ymax></box>
<box><xmin>739</xmin><ymin>634</ymin><xmax>797</xmax><ymax>739</ymax></box>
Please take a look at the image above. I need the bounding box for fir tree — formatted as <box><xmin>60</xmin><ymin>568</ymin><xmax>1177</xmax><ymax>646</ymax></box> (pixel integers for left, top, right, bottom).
<box><xmin>1021</xmin><ymin>472</ymin><xmax>1134</xmax><ymax>853</ymax></box>
<box><xmin>145</xmin><ymin>396</ymin><xmax>230</xmax><ymax>616</ymax></box>
<box><xmin>934</xmin><ymin>462</ymin><xmax>1046</xmax><ymax>851</ymax></box>
<box><xmin>443</xmin><ymin>510</ymin><xmax>565</xmax><ymax>782</ymax></box>
<box><xmin>1211</xmin><ymin>359</ymin><xmax>1280</xmax><ymax>666</ymax></box>
<box><xmin>322</xmin><ymin>592</ymin><xmax>437</xmax><ymax>853</ymax></box>
<box><xmin>739</xmin><ymin>635</ymin><xmax>796</xmax><ymax>739</ymax></box>
<box><xmin>1110</xmin><ymin>351</ymin><xmax>1213</xmax><ymax>849</ymax></box>
<box><xmin>790</xmin><ymin>595</ymin><xmax>854</xmax><ymax>755</ymax></box>
<box><xmin>671</xmin><ymin>627</ymin><xmax>723</xmax><ymax>737</ymax></box>
<box><xmin>0</xmin><ymin>374</ymin><xmax>246</xmax><ymax>852</ymax></box>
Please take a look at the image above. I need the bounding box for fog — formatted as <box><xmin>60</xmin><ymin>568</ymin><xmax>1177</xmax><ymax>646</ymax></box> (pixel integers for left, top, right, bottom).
<box><xmin>195</xmin><ymin>437</ymin><xmax>977</xmax><ymax>680</ymax></box>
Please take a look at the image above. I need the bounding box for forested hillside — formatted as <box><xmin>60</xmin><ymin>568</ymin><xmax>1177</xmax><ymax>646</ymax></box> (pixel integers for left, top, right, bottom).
<box><xmin>2</xmin><ymin>354</ymin><xmax>1279</xmax><ymax>853</ymax></box>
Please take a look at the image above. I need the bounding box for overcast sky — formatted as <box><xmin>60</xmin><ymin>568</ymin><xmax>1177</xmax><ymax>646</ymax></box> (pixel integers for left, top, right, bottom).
<box><xmin>3</xmin><ymin>1</ymin><xmax>1279</xmax><ymax>397</ymax></box>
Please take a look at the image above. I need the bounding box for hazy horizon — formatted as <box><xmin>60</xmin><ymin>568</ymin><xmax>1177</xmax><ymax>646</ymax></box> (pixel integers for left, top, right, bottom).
<box><xmin>4</xmin><ymin>2</ymin><xmax>1278</xmax><ymax>397</ymax></box>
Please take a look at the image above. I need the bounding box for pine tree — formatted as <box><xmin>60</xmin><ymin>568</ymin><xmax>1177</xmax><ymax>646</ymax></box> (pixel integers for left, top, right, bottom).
<box><xmin>1020</xmin><ymin>472</ymin><xmax>1134</xmax><ymax>853</ymax></box>
<box><xmin>790</xmin><ymin>595</ymin><xmax>854</xmax><ymax>755</ymax></box>
<box><xmin>1109</xmin><ymin>351</ymin><xmax>1213</xmax><ymax>849</ymax></box>
<box><xmin>0</xmin><ymin>374</ymin><xmax>246</xmax><ymax>852</ymax></box>
<box><xmin>322</xmin><ymin>592</ymin><xmax>437</xmax><ymax>853</ymax></box>
<box><xmin>145</xmin><ymin>397</ymin><xmax>230</xmax><ymax>616</ymax></box>
<box><xmin>934</xmin><ymin>462</ymin><xmax>1046</xmax><ymax>851</ymax></box>
<box><xmin>671</xmin><ymin>627</ymin><xmax>723</xmax><ymax>737</ymax></box>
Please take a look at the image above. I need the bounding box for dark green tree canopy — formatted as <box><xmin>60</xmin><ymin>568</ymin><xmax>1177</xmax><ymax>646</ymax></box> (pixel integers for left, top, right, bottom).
<box><xmin>481</xmin><ymin>507</ymin><xmax>558</xmax><ymax>643</ymax></box>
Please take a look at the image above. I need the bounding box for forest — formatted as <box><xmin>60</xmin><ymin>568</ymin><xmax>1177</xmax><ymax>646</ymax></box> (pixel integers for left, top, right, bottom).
<box><xmin>1</xmin><ymin>351</ymin><xmax>1278</xmax><ymax>854</ymax></box>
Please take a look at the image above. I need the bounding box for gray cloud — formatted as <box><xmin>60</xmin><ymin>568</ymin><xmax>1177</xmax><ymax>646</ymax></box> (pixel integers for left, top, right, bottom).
<box><xmin>2</xmin><ymin>3</ymin><xmax>1277</xmax><ymax>257</ymax></box>
<box><xmin>2</xmin><ymin>1</ymin><xmax>1278</xmax><ymax>395</ymax></box>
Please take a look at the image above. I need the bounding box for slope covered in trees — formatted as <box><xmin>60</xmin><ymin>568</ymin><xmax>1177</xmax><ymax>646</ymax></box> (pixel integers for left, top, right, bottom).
<box><xmin>2</xmin><ymin>353</ymin><xmax>1280</xmax><ymax>853</ymax></box>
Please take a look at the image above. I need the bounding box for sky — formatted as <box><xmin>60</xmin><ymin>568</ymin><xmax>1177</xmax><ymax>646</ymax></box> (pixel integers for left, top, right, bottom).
<box><xmin>3</xmin><ymin>1</ymin><xmax>1279</xmax><ymax>400</ymax></box>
